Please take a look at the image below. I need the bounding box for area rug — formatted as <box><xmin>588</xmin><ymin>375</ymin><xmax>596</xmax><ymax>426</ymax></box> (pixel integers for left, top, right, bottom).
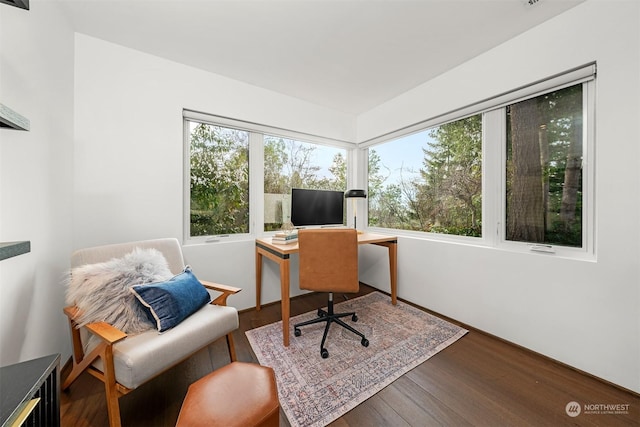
<box><xmin>245</xmin><ymin>291</ymin><xmax>467</xmax><ymax>427</ymax></box>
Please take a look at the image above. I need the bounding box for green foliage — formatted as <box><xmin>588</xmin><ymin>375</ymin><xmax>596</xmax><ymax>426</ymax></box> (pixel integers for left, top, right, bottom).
<box><xmin>264</xmin><ymin>137</ymin><xmax>288</xmax><ymax>193</ymax></box>
<box><xmin>189</xmin><ymin>123</ymin><xmax>249</xmax><ymax>236</ymax></box>
<box><xmin>369</xmin><ymin>115</ymin><xmax>482</xmax><ymax>237</ymax></box>
<box><xmin>190</xmin><ymin>126</ymin><xmax>348</xmax><ymax>235</ymax></box>
<box><xmin>264</xmin><ymin>136</ymin><xmax>345</xmax><ymax>192</ymax></box>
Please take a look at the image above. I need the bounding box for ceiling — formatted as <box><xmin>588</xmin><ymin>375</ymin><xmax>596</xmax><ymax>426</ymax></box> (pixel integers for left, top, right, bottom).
<box><xmin>58</xmin><ymin>0</ymin><xmax>584</xmax><ymax>115</ymax></box>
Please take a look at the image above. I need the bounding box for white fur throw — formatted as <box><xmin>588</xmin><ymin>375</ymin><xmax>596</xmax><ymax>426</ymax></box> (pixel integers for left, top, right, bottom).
<box><xmin>66</xmin><ymin>247</ymin><xmax>174</xmax><ymax>334</ymax></box>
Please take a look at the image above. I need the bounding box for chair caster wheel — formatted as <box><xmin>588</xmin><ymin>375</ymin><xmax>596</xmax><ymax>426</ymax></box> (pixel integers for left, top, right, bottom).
<box><xmin>294</xmin><ymin>328</ymin><xmax>301</xmax><ymax>337</ymax></box>
<box><xmin>352</xmin><ymin>314</ymin><xmax>358</xmax><ymax>322</ymax></box>
<box><xmin>361</xmin><ymin>338</ymin><xmax>369</xmax><ymax>347</ymax></box>
<box><xmin>321</xmin><ymin>348</ymin><xmax>329</xmax><ymax>358</ymax></box>
<box><xmin>318</xmin><ymin>309</ymin><xmax>326</xmax><ymax>317</ymax></box>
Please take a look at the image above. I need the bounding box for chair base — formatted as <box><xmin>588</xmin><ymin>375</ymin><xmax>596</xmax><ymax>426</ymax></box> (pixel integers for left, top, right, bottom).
<box><xmin>293</xmin><ymin>293</ymin><xmax>369</xmax><ymax>358</ymax></box>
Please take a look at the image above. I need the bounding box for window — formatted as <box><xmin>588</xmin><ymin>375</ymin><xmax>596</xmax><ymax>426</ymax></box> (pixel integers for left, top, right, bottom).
<box><xmin>368</xmin><ymin>115</ymin><xmax>482</xmax><ymax>236</ymax></box>
<box><xmin>365</xmin><ymin>63</ymin><xmax>595</xmax><ymax>258</ymax></box>
<box><xmin>183</xmin><ymin>110</ymin><xmax>352</xmax><ymax>241</ymax></box>
<box><xmin>186</xmin><ymin>121</ymin><xmax>249</xmax><ymax>237</ymax></box>
<box><xmin>264</xmin><ymin>136</ymin><xmax>347</xmax><ymax>231</ymax></box>
<box><xmin>506</xmin><ymin>84</ymin><xmax>584</xmax><ymax>247</ymax></box>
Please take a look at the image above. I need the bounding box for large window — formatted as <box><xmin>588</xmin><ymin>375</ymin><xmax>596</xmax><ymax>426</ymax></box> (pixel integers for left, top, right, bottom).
<box><xmin>184</xmin><ymin>110</ymin><xmax>351</xmax><ymax>240</ymax></box>
<box><xmin>366</xmin><ymin>64</ymin><xmax>595</xmax><ymax>258</ymax></box>
<box><xmin>368</xmin><ymin>115</ymin><xmax>482</xmax><ymax>237</ymax></box>
<box><xmin>183</xmin><ymin>65</ymin><xmax>594</xmax><ymax>257</ymax></box>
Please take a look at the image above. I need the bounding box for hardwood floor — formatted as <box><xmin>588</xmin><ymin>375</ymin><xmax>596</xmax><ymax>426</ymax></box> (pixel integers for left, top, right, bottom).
<box><xmin>61</xmin><ymin>285</ymin><xmax>639</xmax><ymax>426</ymax></box>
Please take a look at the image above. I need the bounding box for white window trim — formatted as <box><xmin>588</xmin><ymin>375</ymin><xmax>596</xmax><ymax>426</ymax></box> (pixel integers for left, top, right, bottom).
<box><xmin>182</xmin><ymin>117</ymin><xmax>253</xmax><ymax>245</ymax></box>
<box><xmin>359</xmin><ymin>62</ymin><xmax>596</xmax><ymax>148</ymax></box>
<box><xmin>495</xmin><ymin>78</ymin><xmax>596</xmax><ymax>261</ymax></box>
<box><xmin>182</xmin><ymin>110</ymin><xmax>355</xmax><ymax>245</ymax></box>
<box><xmin>361</xmin><ymin>63</ymin><xmax>597</xmax><ymax>261</ymax></box>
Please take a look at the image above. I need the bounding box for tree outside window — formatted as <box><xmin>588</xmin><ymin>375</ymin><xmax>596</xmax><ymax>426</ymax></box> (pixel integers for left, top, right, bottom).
<box><xmin>264</xmin><ymin>136</ymin><xmax>346</xmax><ymax>231</ymax></box>
<box><xmin>506</xmin><ymin>84</ymin><xmax>583</xmax><ymax>247</ymax></box>
<box><xmin>368</xmin><ymin>114</ymin><xmax>482</xmax><ymax>237</ymax></box>
<box><xmin>188</xmin><ymin>122</ymin><xmax>249</xmax><ymax>236</ymax></box>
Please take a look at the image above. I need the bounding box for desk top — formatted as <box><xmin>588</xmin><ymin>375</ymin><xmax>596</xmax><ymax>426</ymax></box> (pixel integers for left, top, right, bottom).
<box><xmin>256</xmin><ymin>232</ymin><xmax>397</xmax><ymax>255</ymax></box>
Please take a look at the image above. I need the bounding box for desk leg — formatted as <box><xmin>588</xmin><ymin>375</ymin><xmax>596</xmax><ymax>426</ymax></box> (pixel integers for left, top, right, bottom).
<box><xmin>255</xmin><ymin>248</ymin><xmax>263</xmax><ymax>311</ymax></box>
<box><xmin>280</xmin><ymin>258</ymin><xmax>291</xmax><ymax>347</ymax></box>
<box><xmin>389</xmin><ymin>242</ymin><xmax>397</xmax><ymax>305</ymax></box>
<box><xmin>373</xmin><ymin>241</ymin><xmax>398</xmax><ymax>305</ymax></box>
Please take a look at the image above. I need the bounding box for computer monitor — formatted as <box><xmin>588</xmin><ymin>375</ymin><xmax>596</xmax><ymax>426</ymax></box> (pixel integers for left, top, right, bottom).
<box><xmin>290</xmin><ymin>188</ymin><xmax>344</xmax><ymax>227</ymax></box>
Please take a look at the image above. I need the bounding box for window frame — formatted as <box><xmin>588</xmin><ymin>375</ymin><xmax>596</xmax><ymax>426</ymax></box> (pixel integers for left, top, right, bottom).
<box><xmin>361</xmin><ymin>63</ymin><xmax>596</xmax><ymax>261</ymax></box>
<box><xmin>495</xmin><ymin>78</ymin><xmax>596</xmax><ymax>260</ymax></box>
<box><xmin>182</xmin><ymin>118</ymin><xmax>252</xmax><ymax>244</ymax></box>
<box><xmin>365</xmin><ymin>113</ymin><xmax>484</xmax><ymax>241</ymax></box>
<box><xmin>182</xmin><ymin>110</ymin><xmax>355</xmax><ymax>245</ymax></box>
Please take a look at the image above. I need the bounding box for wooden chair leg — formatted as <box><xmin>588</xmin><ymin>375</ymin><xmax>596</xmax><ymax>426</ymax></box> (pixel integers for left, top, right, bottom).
<box><xmin>102</xmin><ymin>345</ymin><xmax>122</xmax><ymax>427</ymax></box>
<box><xmin>226</xmin><ymin>333</ymin><xmax>237</xmax><ymax>362</ymax></box>
<box><xmin>68</xmin><ymin>318</ymin><xmax>85</xmax><ymax>365</ymax></box>
<box><xmin>62</xmin><ymin>342</ymin><xmax>106</xmax><ymax>390</ymax></box>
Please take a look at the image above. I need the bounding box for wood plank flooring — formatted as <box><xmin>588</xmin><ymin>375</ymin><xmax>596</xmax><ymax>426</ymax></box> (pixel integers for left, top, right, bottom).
<box><xmin>60</xmin><ymin>285</ymin><xmax>639</xmax><ymax>426</ymax></box>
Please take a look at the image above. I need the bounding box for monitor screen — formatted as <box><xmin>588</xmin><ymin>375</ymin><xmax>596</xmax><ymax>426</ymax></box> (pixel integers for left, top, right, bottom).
<box><xmin>290</xmin><ymin>188</ymin><xmax>344</xmax><ymax>227</ymax></box>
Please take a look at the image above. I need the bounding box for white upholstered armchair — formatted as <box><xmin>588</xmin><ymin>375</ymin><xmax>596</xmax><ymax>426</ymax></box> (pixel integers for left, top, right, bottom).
<box><xmin>62</xmin><ymin>238</ymin><xmax>240</xmax><ymax>427</ymax></box>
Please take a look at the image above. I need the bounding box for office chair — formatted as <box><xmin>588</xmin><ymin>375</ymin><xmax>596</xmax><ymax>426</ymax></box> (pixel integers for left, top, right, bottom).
<box><xmin>293</xmin><ymin>228</ymin><xmax>369</xmax><ymax>358</ymax></box>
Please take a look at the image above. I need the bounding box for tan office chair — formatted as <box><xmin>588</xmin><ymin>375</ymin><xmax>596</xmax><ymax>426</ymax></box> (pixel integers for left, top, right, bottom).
<box><xmin>62</xmin><ymin>238</ymin><xmax>241</xmax><ymax>427</ymax></box>
<box><xmin>293</xmin><ymin>229</ymin><xmax>369</xmax><ymax>358</ymax></box>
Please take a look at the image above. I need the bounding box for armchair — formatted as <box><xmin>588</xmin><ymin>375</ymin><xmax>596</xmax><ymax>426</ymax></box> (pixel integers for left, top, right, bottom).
<box><xmin>62</xmin><ymin>238</ymin><xmax>240</xmax><ymax>427</ymax></box>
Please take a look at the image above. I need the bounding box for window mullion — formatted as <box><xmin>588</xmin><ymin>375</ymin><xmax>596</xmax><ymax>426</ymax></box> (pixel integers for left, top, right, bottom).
<box><xmin>249</xmin><ymin>132</ymin><xmax>264</xmax><ymax>236</ymax></box>
<box><xmin>583</xmin><ymin>80</ymin><xmax>596</xmax><ymax>257</ymax></box>
<box><xmin>482</xmin><ymin>109</ymin><xmax>505</xmax><ymax>247</ymax></box>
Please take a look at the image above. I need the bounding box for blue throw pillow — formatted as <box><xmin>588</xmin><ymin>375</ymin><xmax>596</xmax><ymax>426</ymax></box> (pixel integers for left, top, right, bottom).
<box><xmin>130</xmin><ymin>267</ymin><xmax>211</xmax><ymax>332</ymax></box>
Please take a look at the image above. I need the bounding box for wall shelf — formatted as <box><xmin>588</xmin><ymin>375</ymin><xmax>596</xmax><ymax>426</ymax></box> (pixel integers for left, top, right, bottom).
<box><xmin>0</xmin><ymin>241</ymin><xmax>31</xmax><ymax>261</ymax></box>
<box><xmin>0</xmin><ymin>104</ymin><xmax>30</xmax><ymax>131</ymax></box>
<box><xmin>0</xmin><ymin>0</ymin><xmax>29</xmax><ymax>11</ymax></box>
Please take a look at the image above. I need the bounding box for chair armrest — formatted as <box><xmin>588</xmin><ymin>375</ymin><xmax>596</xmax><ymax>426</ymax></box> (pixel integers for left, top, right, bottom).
<box><xmin>63</xmin><ymin>305</ymin><xmax>81</xmax><ymax>320</ymax></box>
<box><xmin>63</xmin><ymin>305</ymin><xmax>127</xmax><ymax>344</ymax></box>
<box><xmin>85</xmin><ymin>322</ymin><xmax>128</xmax><ymax>345</ymax></box>
<box><xmin>201</xmin><ymin>280</ymin><xmax>241</xmax><ymax>306</ymax></box>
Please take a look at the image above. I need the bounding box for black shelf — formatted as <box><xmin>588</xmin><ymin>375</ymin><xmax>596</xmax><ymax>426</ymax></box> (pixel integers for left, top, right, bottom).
<box><xmin>0</xmin><ymin>354</ymin><xmax>60</xmax><ymax>427</ymax></box>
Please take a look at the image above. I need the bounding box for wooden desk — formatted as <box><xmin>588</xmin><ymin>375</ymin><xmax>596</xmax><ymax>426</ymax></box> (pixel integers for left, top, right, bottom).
<box><xmin>255</xmin><ymin>232</ymin><xmax>397</xmax><ymax>346</ymax></box>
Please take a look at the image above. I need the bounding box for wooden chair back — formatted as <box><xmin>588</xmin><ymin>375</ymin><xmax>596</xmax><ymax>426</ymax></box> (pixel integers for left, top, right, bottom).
<box><xmin>298</xmin><ymin>228</ymin><xmax>359</xmax><ymax>293</ymax></box>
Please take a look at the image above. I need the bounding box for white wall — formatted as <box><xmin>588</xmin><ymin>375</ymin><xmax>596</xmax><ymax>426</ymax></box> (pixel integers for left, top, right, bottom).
<box><xmin>2</xmin><ymin>0</ymin><xmax>636</xmax><ymax>397</ymax></box>
<box><xmin>358</xmin><ymin>0</ymin><xmax>640</xmax><ymax>393</ymax></box>
<box><xmin>73</xmin><ymin>33</ymin><xmax>356</xmax><ymax>311</ymax></box>
<box><xmin>0</xmin><ymin>3</ymin><xmax>74</xmax><ymax>366</ymax></box>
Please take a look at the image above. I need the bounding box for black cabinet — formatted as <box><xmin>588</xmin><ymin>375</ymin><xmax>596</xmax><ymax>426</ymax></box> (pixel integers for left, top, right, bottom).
<box><xmin>0</xmin><ymin>354</ymin><xmax>60</xmax><ymax>427</ymax></box>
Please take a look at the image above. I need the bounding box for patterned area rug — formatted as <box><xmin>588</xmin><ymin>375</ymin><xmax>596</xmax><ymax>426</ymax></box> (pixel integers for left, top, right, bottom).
<box><xmin>245</xmin><ymin>292</ymin><xmax>467</xmax><ymax>427</ymax></box>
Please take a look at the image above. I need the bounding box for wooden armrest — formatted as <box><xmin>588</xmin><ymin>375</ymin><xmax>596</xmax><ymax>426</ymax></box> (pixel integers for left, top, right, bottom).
<box><xmin>201</xmin><ymin>280</ymin><xmax>241</xmax><ymax>294</ymax></box>
<box><xmin>63</xmin><ymin>305</ymin><xmax>127</xmax><ymax>344</ymax></box>
<box><xmin>200</xmin><ymin>280</ymin><xmax>241</xmax><ymax>306</ymax></box>
<box><xmin>63</xmin><ymin>305</ymin><xmax>80</xmax><ymax>320</ymax></box>
<box><xmin>85</xmin><ymin>322</ymin><xmax>127</xmax><ymax>345</ymax></box>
